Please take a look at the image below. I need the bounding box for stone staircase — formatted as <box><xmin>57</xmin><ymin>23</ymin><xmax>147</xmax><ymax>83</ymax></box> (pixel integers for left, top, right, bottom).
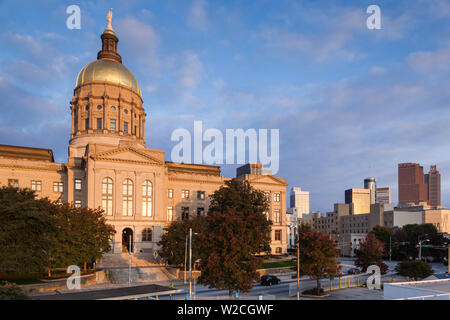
<box><xmin>97</xmin><ymin>253</ymin><xmax>175</xmax><ymax>284</ymax></box>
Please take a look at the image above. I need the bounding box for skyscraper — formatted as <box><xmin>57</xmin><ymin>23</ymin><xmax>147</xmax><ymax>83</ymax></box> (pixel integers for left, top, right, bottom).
<box><xmin>364</xmin><ymin>177</ymin><xmax>376</xmax><ymax>204</ymax></box>
<box><xmin>290</xmin><ymin>187</ymin><xmax>310</xmax><ymax>214</ymax></box>
<box><xmin>398</xmin><ymin>163</ymin><xmax>428</xmax><ymax>205</ymax></box>
<box><xmin>345</xmin><ymin>188</ymin><xmax>371</xmax><ymax>214</ymax></box>
<box><xmin>425</xmin><ymin>165</ymin><xmax>441</xmax><ymax>207</ymax></box>
<box><xmin>376</xmin><ymin>187</ymin><xmax>391</xmax><ymax>204</ymax></box>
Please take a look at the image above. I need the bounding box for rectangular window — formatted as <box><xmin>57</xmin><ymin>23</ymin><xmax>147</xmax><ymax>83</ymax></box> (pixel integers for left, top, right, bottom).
<box><xmin>74</xmin><ymin>200</ymin><xmax>82</xmax><ymax>208</ymax></box>
<box><xmin>168</xmin><ymin>189</ymin><xmax>173</xmax><ymax>199</ymax></box>
<box><xmin>85</xmin><ymin>118</ymin><xmax>89</xmax><ymax>130</ymax></box>
<box><xmin>274</xmin><ymin>209</ymin><xmax>281</xmax><ymax>224</ymax></box>
<box><xmin>275</xmin><ymin>230</ymin><xmax>281</xmax><ymax>241</ymax></box>
<box><xmin>31</xmin><ymin>180</ymin><xmax>42</xmax><ymax>191</ymax></box>
<box><xmin>273</xmin><ymin>193</ymin><xmax>281</xmax><ymax>202</ymax></box>
<box><xmin>264</xmin><ymin>192</ymin><xmax>270</xmax><ymax>201</ymax></box>
<box><xmin>197</xmin><ymin>191</ymin><xmax>205</xmax><ymax>200</ymax></box>
<box><xmin>167</xmin><ymin>207</ymin><xmax>174</xmax><ymax>222</ymax></box>
<box><xmin>8</xmin><ymin>179</ymin><xmax>19</xmax><ymax>188</ymax></box>
<box><xmin>124</xmin><ymin>121</ymin><xmax>128</xmax><ymax>133</ymax></box>
<box><xmin>110</xmin><ymin>119</ymin><xmax>116</xmax><ymax>132</ymax></box>
<box><xmin>181</xmin><ymin>190</ymin><xmax>190</xmax><ymax>199</ymax></box>
<box><xmin>53</xmin><ymin>182</ymin><xmax>64</xmax><ymax>193</ymax></box>
<box><xmin>197</xmin><ymin>207</ymin><xmax>205</xmax><ymax>216</ymax></box>
<box><xmin>74</xmin><ymin>179</ymin><xmax>82</xmax><ymax>191</ymax></box>
<box><xmin>182</xmin><ymin>207</ymin><xmax>189</xmax><ymax>220</ymax></box>
<box><xmin>97</xmin><ymin>118</ymin><xmax>102</xmax><ymax>130</ymax></box>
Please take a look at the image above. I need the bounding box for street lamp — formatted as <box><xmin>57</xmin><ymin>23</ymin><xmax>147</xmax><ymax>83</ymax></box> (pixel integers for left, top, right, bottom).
<box><xmin>418</xmin><ymin>234</ymin><xmax>429</xmax><ymax>261</ymax></box>
<box><xmin>296</xmin><ymin>223</ymin><xmax>300</xmax><ymax>300</ymax></box>
<box><xmin>189</xmin><ymin>228</ymin><xmax>198</xmax><ymax>300</ymax></box>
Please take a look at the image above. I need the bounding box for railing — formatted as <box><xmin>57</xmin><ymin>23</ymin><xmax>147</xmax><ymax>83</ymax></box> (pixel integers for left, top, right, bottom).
<box><xmin>394</xmin><ymin>293</ymin><xmax>450</xmax><ymax>300</ymax></box>
<box><xmin>288</xmin><ymin>275</ymin><xmax>368</xmax><ymax>297</ymax></box>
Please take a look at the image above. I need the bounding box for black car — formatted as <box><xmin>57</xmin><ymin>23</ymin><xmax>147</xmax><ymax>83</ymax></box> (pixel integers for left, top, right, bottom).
<box><xmin>347</xmin><ymin>268</ymin><xmax>361</xmax><ymax>275</ymax></box>
<box><xmin>260</xmin><ymin>275</ymin><xmax>281</xmax><ymax>286</ymax></box>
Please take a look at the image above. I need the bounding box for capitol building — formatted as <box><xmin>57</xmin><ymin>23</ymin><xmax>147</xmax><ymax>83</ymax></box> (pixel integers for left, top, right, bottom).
<box><xmin>0</xmin><ymin>17</ymin><xmax>287</xmax><ymax>258</ymax></box>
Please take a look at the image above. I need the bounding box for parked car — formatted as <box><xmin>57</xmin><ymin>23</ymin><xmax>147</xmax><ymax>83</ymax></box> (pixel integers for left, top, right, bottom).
<box><xmin>347</xmin><ymin>268</ymin><xmax>361</xmax><ymax>275</ymax></box>
<box><xmin>260</xmin><ymin>275</ymin><xmax>281</xmax><ymax>286</ymax></box>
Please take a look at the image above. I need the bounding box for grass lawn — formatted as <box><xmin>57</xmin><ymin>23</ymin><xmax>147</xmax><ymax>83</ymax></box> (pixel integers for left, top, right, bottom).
<box><xmin>257</xmin><ymin>260</ymin><xmax>297</xmax><ymax>269</ymax></box>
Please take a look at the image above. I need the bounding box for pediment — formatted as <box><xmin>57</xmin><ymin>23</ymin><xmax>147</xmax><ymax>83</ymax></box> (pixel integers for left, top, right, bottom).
<box><xmin>91</xmin><ymin>147</ymin><xmax>163</xmax><ymax>166</ymax></box>
<box><xmin>246</xmin><ymin>174</ymin><xmax>287</xmax><ymax>186</ymax></box>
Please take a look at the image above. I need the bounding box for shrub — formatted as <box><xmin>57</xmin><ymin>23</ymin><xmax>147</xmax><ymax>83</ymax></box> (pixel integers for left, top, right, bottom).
<box><xmin>395</xmin><ymin>260</ymin><xmax>434</xmax><ymax>280</ymax></box>
<box><xmin>0</xmin><ymin>281</ymin><xmax>29</xmax><ymax>300</ymax></box>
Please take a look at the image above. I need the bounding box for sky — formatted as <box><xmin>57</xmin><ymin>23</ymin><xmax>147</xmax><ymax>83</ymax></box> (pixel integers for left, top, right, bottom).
<box><xmin>0</xmin><ymin>0</ymin><xmax>450</xmax><ymax>213</ymax></box>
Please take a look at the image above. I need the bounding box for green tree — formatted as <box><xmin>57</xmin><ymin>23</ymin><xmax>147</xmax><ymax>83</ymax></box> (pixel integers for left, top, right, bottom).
<box><xmin>395</xmin><ymin>260</ymin><xmax>434</xmax><ymax>280</ymax></box>
<box><xmin>198</xmin><ymin>179</ymin><xmax>271</xmax><ymax>297</ymax></box>
<box><xmin>50</xmin><ymin>203</ymin><xmax>116</xmax><ymax>268</ymax></box>
<box><xmin>0</xmin><ymin>187</ymin><xmax>57</xmax><ymax>273</ymax></box>
<box><xmin>297</xmin><ymin>228</ymin><xmax>341</xmax><ymax>295</ymax></box>
<box><xmin>371</xmin><ymin>225</ymin><xmax>396</xmax><ymax>259</ymax></box>
<box><xmin>355</xmin><ymin>233</ymin><xmax>388</xmax><ymax>274</ymax></box>
<box><xmin>0</xmin><ymin>187</ymin><xmax>115</xmax><ymax>275</ymax></box>
<box><xmin>158</xmin><ymin>216</ymin><xmax>208</xmax><ymax>265</ymax></box>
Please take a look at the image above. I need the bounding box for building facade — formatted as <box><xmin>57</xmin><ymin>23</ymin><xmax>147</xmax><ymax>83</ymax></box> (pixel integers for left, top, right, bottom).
<box><xmin>0</xmin><ymin>19</ymin><xmax>288</xmax><ymax>256</ymax></box>
<box><xmin>376</xmin><ymin>186</ymin><xmax>391</xmax><ymax>204</ymax></box>
<box><xmin>425</xmin><ymin>165</ymin><xmax>441</xmax><ymax>207</ymax></box>
<box><xmin>398</xmin><ymin>163</ymin><xmax>428</xmax><ymax>205</ymax></box>
<box><xmin>345</xmin><ymin>188</ymin><xmax>371</xmax><ymax>214</ymax></box>
<box><xmin>364</xmin><ymin>177</ymin><xmax>376</xmax><ymax>205</ymax></box>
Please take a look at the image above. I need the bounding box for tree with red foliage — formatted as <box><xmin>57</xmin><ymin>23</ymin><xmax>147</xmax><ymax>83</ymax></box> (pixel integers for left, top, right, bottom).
<box><xmin>197</xmin><ymin>179</ymin><xmax>271</xmax><ymax>297</ymax></box>
<box><xmin>297</xmin><ymin>225</ymin><xmax>341</xmax><ymax>295</ymax></box>
<box><xmin>355</xmin><ymin>233</ymin><xmax>388</xmax><ymax>274</ymax></box>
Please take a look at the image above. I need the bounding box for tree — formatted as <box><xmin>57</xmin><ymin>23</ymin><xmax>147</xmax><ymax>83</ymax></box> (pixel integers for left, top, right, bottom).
<box><xmin>297</xmin><ymin>228</ymin><xmax>341</xmax><ymax>295</ymax></box>
<box><xmin>0</xmin><ymin>187</ymin><xmax>57</xmax><ymax>273</ymax></box>
<box><xmin>158</xmin><ymin>216</ymin><xmax>208</xmax><ymax>265</ymax></box>
<box><xmin>198</xmin><ymin>179</ymin><xmax>271</xmax><ymax>297</ymax></box>
<box><xmin>395</xmin><ymin>260</ymin><xmax>434</xmax><ymax>280</ymax></box>
<box><xmin>49</xmin><ymin>203</ymin><xmax>116</xmax><ymax>269</ymax></box>
<box><xmin>371</xmin><ymin>225</ymin><xmax>396</xmax><ymax>259</ymax></box>
<box><xmin>355</xmin><ymin>233</ymin><xmax>388</xmax><ymax>274</ymax></box>
<box><xmin>0</xmin><ymin>187</ymin><xmax>115</xmax><ymax>275</ymax></box>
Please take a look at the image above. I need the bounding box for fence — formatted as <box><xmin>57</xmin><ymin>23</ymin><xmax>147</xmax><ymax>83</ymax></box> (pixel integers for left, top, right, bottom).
<box><xmin>289</xmin><ymin>275</ymin><xmax>368</xmax><ymax>297</ymax></box>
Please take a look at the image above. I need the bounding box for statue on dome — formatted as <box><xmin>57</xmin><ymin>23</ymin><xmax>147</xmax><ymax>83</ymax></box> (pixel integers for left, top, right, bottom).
<box><xmin>106</xmin><ymin>9</ymin><xmax>113</xmax><ymax>31</ymax></box>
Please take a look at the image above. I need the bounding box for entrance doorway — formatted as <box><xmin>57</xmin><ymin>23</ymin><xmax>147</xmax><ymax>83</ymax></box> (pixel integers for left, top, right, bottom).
<box><xmin>122</xmin><ymin>228</ymin><xmax>134</xmax><ymax>253</ymax></box>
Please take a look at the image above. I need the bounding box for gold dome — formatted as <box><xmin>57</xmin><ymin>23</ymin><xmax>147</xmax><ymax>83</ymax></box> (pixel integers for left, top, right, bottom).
<box><xmin>76</xmin><ymin>60</ymin><xmax>141</xmax><ymax>96</ymax></box>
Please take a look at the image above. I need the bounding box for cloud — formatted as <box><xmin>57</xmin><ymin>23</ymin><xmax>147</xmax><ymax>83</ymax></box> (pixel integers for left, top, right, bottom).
<box><xmin>115</xmin><ymin>17</ymin><xmax>160</xmax><ymax>73</ymax></box>
<box><xmin>407</xmin><ymin>46</ymin><xmax>450</xmax><ymax>76</ymax></box>
<box><xmin>178</xmin><ymin>51</ymin><xmax>204</xmax><ymax>89</ymax></box>
<box><xmin>188</xmin><ymin>0</ymin><xmax>210</xmax><ymax>31</ymax></box>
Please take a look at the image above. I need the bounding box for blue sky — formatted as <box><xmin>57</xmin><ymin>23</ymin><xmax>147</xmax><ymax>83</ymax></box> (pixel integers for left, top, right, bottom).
<box><xmin>1</xmin><ymin>0</ymin><xmax>450</xmax><ymax>212</ymax></box>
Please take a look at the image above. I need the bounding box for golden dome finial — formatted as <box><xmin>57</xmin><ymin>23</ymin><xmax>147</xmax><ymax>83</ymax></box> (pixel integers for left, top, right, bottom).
<box><xmin>106</xmin><ymin>8</ymin><xmax>113</xmax><ymax>31</ymax></box>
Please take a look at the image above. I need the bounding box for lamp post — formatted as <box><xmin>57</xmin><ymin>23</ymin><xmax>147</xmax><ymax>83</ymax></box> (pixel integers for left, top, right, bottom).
<box><xmin>189</xmin><ymin>228</ymin><xmax>192</xmax><ymax>299</ymax></box>
<box><xmin>297</xmin><ymin>223</ymin><xmax>300</xmax><ymax>300</ymax></box>
<box><xmin>418</xmin><ymin>234</ymin><xmax>429</xmax><ymax>261</ymax></box>
<box><xmin>389</xmin><ymin>236</ymin><xmax>392</xmax><ymax>262</ymax></box>
<box><xmin>184</xmin><ymin>234</ymin><xmax>188</xmax><ymax>285</ymax></box>
<box><xmin>188</xmin><ymin>228</ymin><xmax>198</xmax><ymax>300</ymax></box>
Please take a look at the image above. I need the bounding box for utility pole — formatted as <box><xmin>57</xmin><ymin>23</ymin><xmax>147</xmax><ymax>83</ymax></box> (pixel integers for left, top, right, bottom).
<box><xmin>128</xmin><ymin>234</ymin><xmax>132</xmax><ymax>286</ymax></box>
<box><xmin>297</xmin><ymin>223</ymin><xmax>300</xmax><ymax>300</ymax></box>
<box><xmin>389</xmin><ymin>236</ymin><xmax>392</xmax><ymax>262</ymax></box>
<box><xmin>189</xmin><ymin>228</ymin><xmax>192</xmax><ymax>300</ymax></box>
<box><xmin>448</xmin><ymin>244</ymin><xmax>450</xmax><ymax>274</ymax></box>
<box><xmin>418</xmin><ymin>239</ymin><xmax>422</xmax><ymax>261</ymax></box>
<box><xmin>184</xmin><ymin>234</ymin><xmax>188</xmax><ymax>285</ymax></box>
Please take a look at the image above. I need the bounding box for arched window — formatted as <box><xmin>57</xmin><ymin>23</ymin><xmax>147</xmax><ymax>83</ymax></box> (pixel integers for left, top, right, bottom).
<box><xmin>122</xmin><ymin>179</ymin><xmax>133</xmax><ymax>216</ymax></box>
<box><xmin>142</xmin><ymin>228</ymin><xmax>152</xmax><ymax>242</ymax></box>
<box><xmin>142</xmin><ymin>180</ymin><xmax>152</xmax><ymax>217</ymax></box>
<box><xmin>102</xmin><ymin>178</ymin><xmax>113</xmax><ymax>216</ymax></box>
